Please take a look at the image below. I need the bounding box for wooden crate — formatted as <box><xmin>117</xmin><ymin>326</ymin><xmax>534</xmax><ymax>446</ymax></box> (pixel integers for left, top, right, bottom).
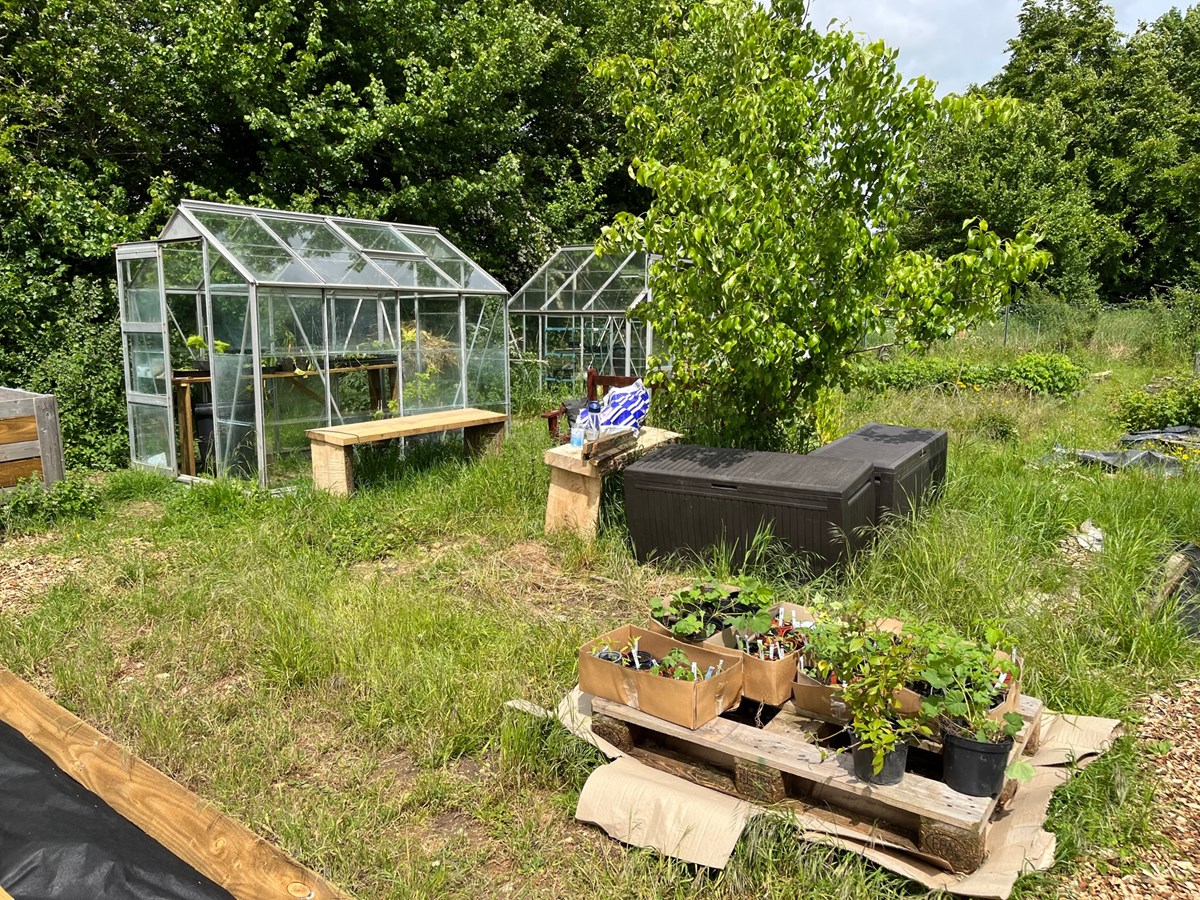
<box><xmin>591</xmin><ymin>694</ymin><xmax>1044</xmax><ymax>874</ymax></box>
<box><xmin>0</xmin><ymin>387</ymin><xmax>64</xmax><ymax>491</ymax></box>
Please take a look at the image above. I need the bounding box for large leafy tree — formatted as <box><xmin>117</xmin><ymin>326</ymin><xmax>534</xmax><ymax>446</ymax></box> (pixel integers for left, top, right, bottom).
<box><xmin>0</xmin><ymin>0</ymin><xmax>672</xmax><ymax>465</ymax></box>
<box><xmin>596</xmin><ymin>0</ymin><xmax>1049</xmax><ymax>451</ymax></box>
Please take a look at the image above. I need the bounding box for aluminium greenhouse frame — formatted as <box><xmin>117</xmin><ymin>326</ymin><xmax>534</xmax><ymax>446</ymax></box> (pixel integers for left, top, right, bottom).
<box><xmin>115</xmin><ymin>200</ymin><xmax>509</xmax><ymax>487</ymax></box>
<box><xmin>508</xmin><ymin>247</ymin><xmax>658</xmax><ymax>388</ymax></box>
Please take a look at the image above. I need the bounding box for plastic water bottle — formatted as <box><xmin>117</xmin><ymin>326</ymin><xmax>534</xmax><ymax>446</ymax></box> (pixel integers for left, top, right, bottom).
<box><xmin>581</xmin><ymin>400</ymin><xmax>602</xmax><ymax>443</ymax></box>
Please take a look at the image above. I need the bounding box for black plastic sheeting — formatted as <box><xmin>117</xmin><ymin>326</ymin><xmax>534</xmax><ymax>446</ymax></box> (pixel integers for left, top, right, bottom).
<box><xmin>0</xmin><ymin>719</ymin><xmax>234</xmax><ymax>900</ymax></box>
<box><xmin>1119</xmin><ymin>425</ymin><xmax>1200</xmax><ymax>450</ymax></box>
<box><xmin>1039</xmin><ymin>446</ymin><xmax>1184</xmax><ymax>475</ymax></box>
<box><xmin>1168</xmin><ymin>543</ymin><xmax>1200</xmax><ymax>639</ymax></box>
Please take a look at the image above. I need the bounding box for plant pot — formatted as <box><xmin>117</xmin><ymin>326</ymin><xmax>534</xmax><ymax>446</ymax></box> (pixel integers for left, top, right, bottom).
<box><xmin>851</xmin><ymin>740</ymin><xmax>908</xmax><ymax>786</ymax></box>
<box><xmin>942</xmin><ymin>729</ymin><xmax>1014</xmax><ymax>797</ymax></box>
<box><xmin>623</xmin><ymin>650</ymin><xmax>655</xmax><ymax>671</ymax></box>
<box><xmin>595</xmin><ymin>649</ymin><xmax>623</xmax><ymax>665</ymax></box>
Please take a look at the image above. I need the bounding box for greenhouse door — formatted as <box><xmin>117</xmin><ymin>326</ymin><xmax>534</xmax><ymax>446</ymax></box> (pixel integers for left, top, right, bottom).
<box><xmin>116</xmin><ymin>244</ymin><xmax>177</xmax><ymax>475</ymax></box>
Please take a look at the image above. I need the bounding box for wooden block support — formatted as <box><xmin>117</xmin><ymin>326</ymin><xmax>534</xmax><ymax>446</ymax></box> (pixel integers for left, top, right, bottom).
<box><xmin>545</xmin><ymin>467</ymin><xmax>603</xmax><ymax>538</ymax></box>
<box><xmin>0</xmin><ymin>670</ymin><xmax>347</xmax><ymax>899</ymax></box>
<box><xmin>591</xmin><ymin>713</ymin><xmax>638</xmax><ymax>753</ymax></box>
<box><xmin>463</xmin><ymin>421</ymin><xmax>505</xmax><ymax>458</ymax></box>
<box><xmin>734</xmin><ymin>758</ymin><xmax>787</xmax><ymax>804</ymax></box>
<box><xmin>918</xmin><ymin>818</ymin><xmax>987</xmax><ymax>874</ymax></box>
<box><xmin>310</xmin><ymin>441</ymin><xmax>353</xmax><ymax>496</ymax></box>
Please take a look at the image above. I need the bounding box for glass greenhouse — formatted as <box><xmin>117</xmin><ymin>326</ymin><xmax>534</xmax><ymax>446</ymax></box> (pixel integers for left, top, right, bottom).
<box><xmin>508</xmin><ymin>247</ymin><xmax>657</xmax><ymax>388</ymax></box>
<box><xmin>115</xmin><ymin>200</ymin><xmax>509</xmax><ymax>487</ymax></box>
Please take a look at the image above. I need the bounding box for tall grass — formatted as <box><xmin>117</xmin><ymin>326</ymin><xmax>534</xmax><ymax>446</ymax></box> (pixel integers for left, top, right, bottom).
<box><xmin>1</xmin><ymin>312</ymin><xmax>1197</xmax><ymax>897</ymax></box>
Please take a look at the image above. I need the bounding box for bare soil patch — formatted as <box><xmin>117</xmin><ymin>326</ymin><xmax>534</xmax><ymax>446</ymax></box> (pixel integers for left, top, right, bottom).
<box><xmin>0</xmin><ymin>554</ymin><xmax>85</xmax><ymax>615</ymax></box>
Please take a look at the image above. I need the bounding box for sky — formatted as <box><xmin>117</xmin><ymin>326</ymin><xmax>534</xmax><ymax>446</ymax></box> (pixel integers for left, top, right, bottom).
<box><xmin>805</xmin><ymin>1</ymin><xmax>1181</xmax><ymax>93</ymax></box>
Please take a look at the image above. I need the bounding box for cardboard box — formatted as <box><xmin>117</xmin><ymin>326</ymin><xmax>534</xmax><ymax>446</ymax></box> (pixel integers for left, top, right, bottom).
<box><xmin>713</xmin><ymin>602</ymin><xmax>817</xmax><ymax>706</ymax></box>
<box><xmin>578</xmin><ymin>626</ymin><xmax>744</xmax><ymax>730</ymax></box>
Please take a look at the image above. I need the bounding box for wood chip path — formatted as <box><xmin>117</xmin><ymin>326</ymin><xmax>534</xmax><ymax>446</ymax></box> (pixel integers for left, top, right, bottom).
<box><xmin>1068</xmin><ymin>677</ymin><xmax>1200</xmax><ymax>898</ymax></box>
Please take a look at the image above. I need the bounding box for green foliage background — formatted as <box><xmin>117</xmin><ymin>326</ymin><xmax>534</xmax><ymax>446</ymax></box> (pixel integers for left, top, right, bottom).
<box><xmin>0</xmin><ymin>0</ymin><xmax>669</xmax><ymax>467</ymax></box>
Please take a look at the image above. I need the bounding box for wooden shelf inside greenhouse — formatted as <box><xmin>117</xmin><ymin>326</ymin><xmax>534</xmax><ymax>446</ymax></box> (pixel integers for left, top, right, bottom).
<box><xmin>590</xmin><ymin>693</ymin><xmax>1044</xmax><ymax>875</ymax></box>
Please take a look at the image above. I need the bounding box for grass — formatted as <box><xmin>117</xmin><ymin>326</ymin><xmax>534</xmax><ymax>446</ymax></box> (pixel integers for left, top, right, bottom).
<box><xmin>1</xmin><ymin>311</ymin><xmax>1198</xmax><ymax>898</ymax></box>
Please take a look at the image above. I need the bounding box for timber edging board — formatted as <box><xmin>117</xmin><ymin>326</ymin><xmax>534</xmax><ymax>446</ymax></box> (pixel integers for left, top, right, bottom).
<box><xmin>0</xmin><ymin>388</ymin><xmax>64</xmax><ymax>490</ymax></box>
<box><xmin>0</xmin><ymin>670</ymin><xmax>350</xmax><ymax>900</ymax></box>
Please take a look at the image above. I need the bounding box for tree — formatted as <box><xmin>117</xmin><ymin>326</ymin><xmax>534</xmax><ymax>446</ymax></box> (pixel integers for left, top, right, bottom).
<box><xmin>596</xmin><ymin>0</ymin><xmax>1049</xmax><ymax>451</ymax></box>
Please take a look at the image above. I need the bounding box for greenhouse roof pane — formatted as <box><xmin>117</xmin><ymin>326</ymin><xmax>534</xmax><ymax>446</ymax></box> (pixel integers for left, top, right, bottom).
<box><xmin>399</xmin><ymin>230</ymin><xmax>505</xmax><ymax>293</ymax></box>
<box><xmin>508</xmin><ymin>246</ymin><xmax>655</xmax><ymax>314</ymax></box>
<box><xmin>153</xmin><ymin>201</ymin><xmax>507</xmax><ymax>293</ymax></box>
<box><xmin>339</xmin><ymin>222</ymin><xmax>421</xmax><ymax>254</ymax></box>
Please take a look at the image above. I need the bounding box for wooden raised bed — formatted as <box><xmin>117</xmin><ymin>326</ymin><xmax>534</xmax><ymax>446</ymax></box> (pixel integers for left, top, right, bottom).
<box><xmin>591</xmin><ymin>693</ymin><xmax>1044</xmax><ymax>875</ymax></box>
<box><xmin>0</xmin><ymin>387</ymin><xmax>64</xmax><ymax>491</ymax></box>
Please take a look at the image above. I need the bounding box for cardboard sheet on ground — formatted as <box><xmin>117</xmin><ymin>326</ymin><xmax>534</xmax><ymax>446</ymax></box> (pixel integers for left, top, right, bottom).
<box><xmin>512</xmin><ymin>689</ymin><xmax>1120</xmax><ymax>900</ymax></box>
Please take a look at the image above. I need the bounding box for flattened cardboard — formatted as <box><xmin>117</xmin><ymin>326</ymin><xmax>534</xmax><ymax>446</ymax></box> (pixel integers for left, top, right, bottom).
<box><xmin>579</xmin><ymin>626</ymin><xmax>743</xmax><ymax>729</ymax></box>
<box><xmin>575</xmin><ymin>756</ymin><xmax>757</xmax><ymax>869</ymax></box>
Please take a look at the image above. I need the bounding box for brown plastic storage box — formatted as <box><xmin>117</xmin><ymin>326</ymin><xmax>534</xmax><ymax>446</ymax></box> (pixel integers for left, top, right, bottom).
<box><xmin>808</xmin><ymin>423</ymin><xmax>947</xmax><ymax>520</ymax></box>
<box><xmin>623</xmin><ymin>445</ymin><xmax>875</xmax><ymax>572</ymax></box>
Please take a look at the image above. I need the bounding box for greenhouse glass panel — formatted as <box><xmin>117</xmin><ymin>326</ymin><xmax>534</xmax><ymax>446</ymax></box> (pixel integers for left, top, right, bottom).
<box><xmin>192</xmin><ymin>210</ymin><xmax>320</xmax><ymax>284</ymax></box>
<box><xmin>126</xmin><ymin>333</ymin><xmax>169</xmax><ymax>396</ymax></box>
<box><xmin>399</xmin><ymin>230</ymin><xmax>504</xmax><ymax>292</ymax></box>
<box><xmin>369</xmin><ymin>256</ymin><xmax>456</xmax><ymax>290</ymax></box>
<box><xmin>339</xmin><ymin>222</ymin><xmax>421</xmax><ymax>255</ymax></box>
<box><xmin>120</xmin><ymin>257</ymin><xmax>163</xmax><ymax>323</ymax></box>
<box><xmin>263</xmin><ymin>217</ymin><xmax>393</xmax><ymax>287</ymax></box>
<box><xmin>464</xmin><ymin>296</ymin><xmax>508</xmax><ymax>413</ymax></box>
<box><xmin>329</xmin><ymin>293</ymin><xmax>400</xmax><ymax>423</ymax></box>
<box><xmin>207</xmin><ymin>260</ymin><xmax>257</xmax><ymax>480</ymax></box>
<box><xmin>129</xmin><ymin>403</ymin><xmax>173</xmax><ymax>469</ymax></box>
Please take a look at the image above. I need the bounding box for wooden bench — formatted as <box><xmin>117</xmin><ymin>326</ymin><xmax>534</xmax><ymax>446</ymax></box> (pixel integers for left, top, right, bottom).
<box><xmin>306</xmin><ymin>407</ymin><xmax>508</xmax><ymax>495</ymax></box>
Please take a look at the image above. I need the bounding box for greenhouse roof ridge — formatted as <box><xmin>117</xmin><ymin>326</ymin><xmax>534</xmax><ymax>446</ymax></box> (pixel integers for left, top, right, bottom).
<box><xmin>135</xmin><ymin>199</ymin><xmax>507</xmax><ymax>295</ymax></box>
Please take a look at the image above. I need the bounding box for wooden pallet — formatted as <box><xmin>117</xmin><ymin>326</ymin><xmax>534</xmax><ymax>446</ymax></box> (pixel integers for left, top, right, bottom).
<box><xmin>591</xmin><ymin>694</ymin><xmax>1044</xmax><ymax>874</ymax></box>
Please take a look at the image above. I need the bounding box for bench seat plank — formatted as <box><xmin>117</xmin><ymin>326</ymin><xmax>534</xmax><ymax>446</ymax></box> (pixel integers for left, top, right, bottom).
<box><xmin>307</xmin><ymin>408</ymin><xmax>508</xmax><ymax>447</ymax></box>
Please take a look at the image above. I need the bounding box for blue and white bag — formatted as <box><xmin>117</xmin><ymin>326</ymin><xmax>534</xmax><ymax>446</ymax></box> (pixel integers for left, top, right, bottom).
<box><xmin>598</xmin><ymin>379</ymin><xmax>652</xmax><ymax>434</ymax></box>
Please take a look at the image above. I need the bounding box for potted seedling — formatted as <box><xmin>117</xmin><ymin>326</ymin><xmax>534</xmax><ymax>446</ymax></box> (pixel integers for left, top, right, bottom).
<box><xmin>184</xmin><ymin>334</ymin><xmax>229</xmax><ymax>372</ymax></box>
<box><xmin>839</xmin><ymin>630</ymin><xmax>932</xmax><ymax>785</ymax></box>
<box><xmin>650</xmin><ymin>648</ymin><xmax>725</xmax><ymax>682</ymax></box>
<box><xmin>919</xmin><ymin>629</ymin><xmax>1026</xmax><ymax>797</ymax></box>
<box><xmin>649</xmin><ymin>586</ymin><xmax>721</xmax><ymax>643</ymax></box>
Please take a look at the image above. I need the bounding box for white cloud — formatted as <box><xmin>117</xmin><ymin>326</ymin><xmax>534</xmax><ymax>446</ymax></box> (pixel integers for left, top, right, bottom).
<box><xmin>804</xmin><ymin>1</ymin><xmax>1180</xmax><ymax>94</ymax></box>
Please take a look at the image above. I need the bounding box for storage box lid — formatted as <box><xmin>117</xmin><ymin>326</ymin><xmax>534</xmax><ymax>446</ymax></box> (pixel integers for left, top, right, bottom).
<box><xmin>625</xmin><ymin>444</ymin><xmax>873</xmax><ymax>501</ymax></box>
<box><xmin>809</xmin><ymin>423</ymin><xmax>947</xmax><ymax>474</ymax></box>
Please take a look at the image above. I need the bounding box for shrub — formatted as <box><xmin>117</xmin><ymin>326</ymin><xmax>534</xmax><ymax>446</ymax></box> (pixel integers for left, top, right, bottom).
<box><xmin>1003</xmin><ymin>352</ymin><xmax>1087</xmax><ymax>396</ymax></box>
<box><xmin>1115</xmin><ymin>378</ymin><xmax>1200</xmax><ymax>431</ymax></box>
<box><xmin>1135</xmin><ymin>286</ymin><xmax>1200</xmax><ymax>365</ymax></box>
<box><xmin>974</xmin><ymin>409</ymin><xmax>1020</xmax><ymax>443</ymax></box>
<box><xmin>1013</xmin><ymin>285</ymin><xmax>1099</xmax><ymax>351</ymax></box>
<box><xmin>0</xmin><ymin>472</ymin><xmax>102</xmax><ymax>534</ymax></box>
<box><xmin>857</xmin><ymin>351</ymin><xmax>1084</xmax><ymax>397</ymax></box>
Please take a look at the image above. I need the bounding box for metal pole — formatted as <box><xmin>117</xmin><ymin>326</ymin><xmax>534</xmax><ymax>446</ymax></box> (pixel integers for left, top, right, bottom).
<box><xmin>1003</xmin><ymin>304</ymin><xmax>1011</xmax><ymax>348</ymax></box>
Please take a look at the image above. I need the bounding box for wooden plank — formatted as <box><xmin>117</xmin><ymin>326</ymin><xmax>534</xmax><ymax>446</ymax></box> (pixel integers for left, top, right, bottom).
<box><xmin>0</xmin><ymin>440</ymin><xmax>40</xmax><ymax>463</ymax></box>
<box><xmin>32</xmin><ymin>395</ymin><xmax>64</xmax><ymax>485</ymax></box>
<box><xmin>544</xmin><ymin>427</ymin><xmax>682</xmax><ymax>476</ymax></box>
<box><xmin>591</xmin><ymin>697</ymin><xmax>992</xmax><ymax>831</ymax></box>
<box><xmin>310</xmin><ymin>441</ymin><xmax>353</xmax><ymax>496</ymax></box>
<box><xmin>0</xmin><ymin>670</ymin><xmax>348</xmax><ymax>900</ymax></box>
<box><xmin>307</xmin><ymin>408</ymin><xmax>508</xmax><ymax>447</ymax></box>
<box><xmin>582</xmin><ymin>429</ymin><xmax>635</xmax><ymax>460</ymax></box>
<box><xmin>0</xmin><ymin>398</ymin><xmax>36</xmax><ymax>420</ymax></box>
<box><xmin>0</xmin><ymin>457</ymin><xmax>42</xmax><ymax>489</ymax></box>
<box><xmin>0</xmin><ymin>883</ymin><xmax>13</xmax><ymax>900</ymax></box>
<box><xmin>0</xmin><ymin>415</ymin><xmax>38</xmax><ymax>445</ymax></box>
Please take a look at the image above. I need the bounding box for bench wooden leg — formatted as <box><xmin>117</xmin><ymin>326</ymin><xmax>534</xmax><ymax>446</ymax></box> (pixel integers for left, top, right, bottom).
<box><xmin>311</xmin><ymin>441</ymin><xmax>353</xmax><ymax>496</ymax></box>
<box><xmin>545</xmin><ymin>467</ymin><xmax>602</xmax><ymax>538</ymax></box>
<box><xmin>464</xmin><ymin>421</ymin><xmax>505</xmax><ymax>458</ymax></box>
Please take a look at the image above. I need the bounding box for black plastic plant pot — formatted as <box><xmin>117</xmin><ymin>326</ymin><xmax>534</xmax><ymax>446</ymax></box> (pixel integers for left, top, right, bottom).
<box><xmin>851</xmin><ymin>741</ymin><xmax>908</xmax><ymax>786</ymax></box>
<box><xmin>623</xmin><ymin>650</ymin><xmax>655</xmax><ymax>671</ymax></box>
<box><xmin>595</xmin><ymin>649</ymin><xmax>623</xmax><ymax>665</ymax></box>
<box><xmin>942</xmin><ymin>730</ymin><xmax>1014</xmax><ymax>797</ymax></box>
<box><xmin>675</xmin><ymin>628</ymin><xmax>714</xmax><ymax>644</ymax></box>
